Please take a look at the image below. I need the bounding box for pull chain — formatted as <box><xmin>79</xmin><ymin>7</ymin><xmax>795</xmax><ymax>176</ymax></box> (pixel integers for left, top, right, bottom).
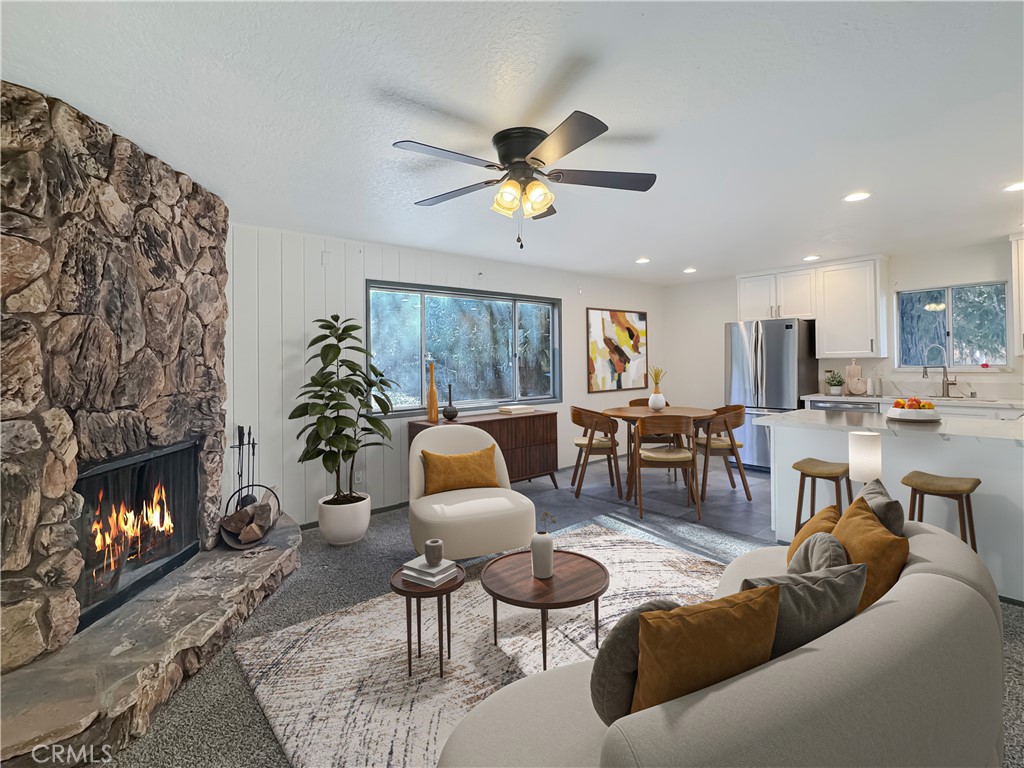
<box><xmin>516</xmin><ymin>208</ymin><xmax>524</xmax><ymax>249</ymax></box>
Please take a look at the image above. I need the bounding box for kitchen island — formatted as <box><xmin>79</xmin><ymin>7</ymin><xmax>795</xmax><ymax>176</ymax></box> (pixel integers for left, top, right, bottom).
<box><xmin>754</xmin><ymin>409</ymin><xmax>1024</xmax><ymax>601</ymax></box>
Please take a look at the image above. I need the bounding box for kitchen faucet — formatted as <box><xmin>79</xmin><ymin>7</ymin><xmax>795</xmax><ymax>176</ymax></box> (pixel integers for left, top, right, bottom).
<box><xmin>921</xmin><ymin>344</ymin><xmax>960</xmax><ymax>398</ymax></box>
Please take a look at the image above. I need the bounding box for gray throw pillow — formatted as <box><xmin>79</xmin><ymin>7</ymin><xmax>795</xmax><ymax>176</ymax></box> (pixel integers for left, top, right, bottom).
<box><xmin>788</xmin><ymin>532</ymin><xmax>848</xmax><ymax>574</ymax></box>
<box><xmin>741</xmin><ymin>564</ymin><xmax>867</xmax><ymax>658</ymax></box>
<box><xmin>590</xmin><ymin>599</ymin><xmax>680</xmax><ymax>726</ymax></box>
<box><xmin>856</xmin><ymin>478</ymin><xmax>904</xmax><ymax>536</ymax></box>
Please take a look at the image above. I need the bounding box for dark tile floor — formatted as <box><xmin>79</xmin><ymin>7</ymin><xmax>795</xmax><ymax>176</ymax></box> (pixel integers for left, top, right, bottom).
<box><xmin>515</xmin><ymin>455</ymin><xmax>775</xmax><ymax>544</ymax></box>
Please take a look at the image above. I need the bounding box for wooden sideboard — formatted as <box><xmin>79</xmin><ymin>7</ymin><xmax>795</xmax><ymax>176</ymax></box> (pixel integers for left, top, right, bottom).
<box><xmin>407</xmin><ymin>410</ymin><xmax>558</xmax><ymax>487</ymax></box>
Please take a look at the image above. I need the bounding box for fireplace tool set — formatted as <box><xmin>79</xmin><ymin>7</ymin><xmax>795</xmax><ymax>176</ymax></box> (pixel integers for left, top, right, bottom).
<box><xmin>220</xmin><ymin>425</ymin><xmax>282</xmax><ymax>550</ymax></box>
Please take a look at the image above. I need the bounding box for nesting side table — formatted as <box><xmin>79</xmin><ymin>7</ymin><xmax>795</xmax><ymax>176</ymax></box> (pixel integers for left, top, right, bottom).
<box><xmin>390</xmin><ymin>565</ymin><xmax>466</xmax><ymax>678</ymax></box>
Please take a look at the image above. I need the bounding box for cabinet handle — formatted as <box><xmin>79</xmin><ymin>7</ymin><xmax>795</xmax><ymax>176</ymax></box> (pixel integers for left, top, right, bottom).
<box><xmin>777</xmin><ymin>304</ymin><xmax>781</xmax><ymax>318</ymax></box>
<box><xmin>870</xmin><ymin>338</ymin><xmax>874</xmax><ymax>353</ymax></box>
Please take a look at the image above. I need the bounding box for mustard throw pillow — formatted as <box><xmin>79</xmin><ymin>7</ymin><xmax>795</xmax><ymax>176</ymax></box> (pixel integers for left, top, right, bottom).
<box><xmin>422</xmin><ymin>445</ymin><xmax>500</xmax><ymax>496</ymax></box>
<box><xmin>832</xmin><ymin>496</ymin><xmax>910</xmax><ymax>612</ymax></box>
<box><xmin>787</xmin><ymin>505</ymin><xmax>841</xmax><ymax>564</ymax></box>
<box><xmin>630</xmin><ymin>586</ymin><xmax>780</xmax><ymax>714</ymax></box>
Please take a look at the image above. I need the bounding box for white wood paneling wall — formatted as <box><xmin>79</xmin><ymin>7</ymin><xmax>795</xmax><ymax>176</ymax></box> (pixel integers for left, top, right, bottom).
<box><xmin>225</xmin><ymin>223</ymin><xmax>669</xmax><ymax>525</ymax></box>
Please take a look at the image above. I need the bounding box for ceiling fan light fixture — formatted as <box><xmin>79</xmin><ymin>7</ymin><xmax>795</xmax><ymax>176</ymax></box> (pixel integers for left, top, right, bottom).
<box><xmin>491</xmin><ymin>179</ymin><xmax>522</xmax><ymax>217</ymax></box>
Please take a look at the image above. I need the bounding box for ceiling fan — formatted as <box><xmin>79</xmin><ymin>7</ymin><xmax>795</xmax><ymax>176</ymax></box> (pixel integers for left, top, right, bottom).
<box><xmin>393</xmin><ymin>111</ymin><xmax>656</xmax><ymax>221</ymax></box>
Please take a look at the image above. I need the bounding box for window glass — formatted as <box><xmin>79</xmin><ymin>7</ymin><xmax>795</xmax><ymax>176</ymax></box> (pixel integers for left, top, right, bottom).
<box><xmin>897</xmin><ymin>282</ymin><xmax>1007</xmax><ymax>368</ymax></box>
<box><xmin>368</xmin><ymin>289</ymin><xmax>421</xmax><ymax>408</ymax></box>
<box><xmin>517</xmin><ymin>302</ymin><xmax>553</xmax><ymax>398</ymax></box>
<box><xmin>425</xmin><ymin>294</ymin><xmax>514</xmax><ymax>402</ymax></box>
<box><xmin>951</xmin><ymin>283</ymin><xmax>1006</xmax><ymax>366</ymax></box>
<box><xmin>898</xmin><ymin>289</ymin><xmax>947</xmax><ymax>366</ymax></box>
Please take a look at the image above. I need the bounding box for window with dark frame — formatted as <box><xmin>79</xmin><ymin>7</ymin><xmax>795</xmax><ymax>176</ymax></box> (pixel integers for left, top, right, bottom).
<box><xmin>367</xmin><ymin>282</ymin><xmax>561</xmax><ymax>413</ymax></box>
<box><xmin>897</xmin><ymin>281</ymin><xmax>1007</xmax><ymax>368</ymax></box>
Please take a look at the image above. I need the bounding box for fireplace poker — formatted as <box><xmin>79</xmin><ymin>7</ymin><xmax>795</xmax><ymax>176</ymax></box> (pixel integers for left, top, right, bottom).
<box><xmin>247</xmin><ymin>427</ymin><xmax>255</xmax><ymax>490</ymax></box>
<box><xmin>236</xmin><ymin>426</ymin><xmax>245</xmax><ymax>509</ymax></box>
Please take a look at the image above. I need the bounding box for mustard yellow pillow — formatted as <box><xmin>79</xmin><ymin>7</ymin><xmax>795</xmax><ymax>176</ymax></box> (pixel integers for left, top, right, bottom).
<box><xmin>630</xmin><ymin>586</ymin><xmax>780</xmax><ymax>714</ymax></box>
<box><xmin>787</xmin><ymin>505</ymin><xmax>841</xmax><ymax>564</ymax></box>
<box><xmin>422</xmin><ymin>445</ymin><xmax>499</xmax><ymax>496</ymax></box>
<box><xmin>832</xmin><ymin>496</ymin><xmax>909</xmax><ymax>612</ymax></box>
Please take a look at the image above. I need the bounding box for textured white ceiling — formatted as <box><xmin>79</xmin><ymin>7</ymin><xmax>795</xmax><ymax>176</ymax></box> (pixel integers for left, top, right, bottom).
<box><xmin>3</xmin><ymin>2</ymin><xmax>1022</xmax><ymax>283</ymax></box>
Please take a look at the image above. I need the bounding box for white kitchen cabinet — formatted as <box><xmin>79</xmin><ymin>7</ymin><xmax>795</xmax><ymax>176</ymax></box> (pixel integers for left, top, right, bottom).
<box><xmin>737</xmin><ymin>269</ymin><xmax>815</xmax><ymax>320</ymax></box>
<box><xmin>737</xmin><ymin>274</ymin><xmax>776</xmax><ymax>320</ymax></box>
<box><xmin>1012</xmin><ymin>235</ymin><xmax>1023</xmax><ymax>358</ymax></box>
<box><xmin>815</xmin><ymin>259</ymin><xmax>887</xmax><ymax>358</ymax></box>
<box><xmin>777</xmin><ymin>269</ymin><xmax>816</xmax><ymax>319</ymax></box>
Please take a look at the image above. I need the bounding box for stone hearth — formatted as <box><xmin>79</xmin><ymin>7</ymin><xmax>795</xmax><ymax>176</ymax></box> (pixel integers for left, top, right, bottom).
<box><xmin>0</xmin><ymin>514</ymin><xmax>301</xmax><ymax>765</ymax></box>
<box><xmin>1</xmin><ymin>81</ymin><xmax>229</xmax><ymax>671</ymax></box>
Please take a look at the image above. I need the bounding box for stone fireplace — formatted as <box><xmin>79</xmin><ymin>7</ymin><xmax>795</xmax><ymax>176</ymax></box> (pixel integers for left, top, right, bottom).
<box><xmin>1</xmin><ymin>81</ymin><xmax>228</xmax><ymax>672</ymax></box>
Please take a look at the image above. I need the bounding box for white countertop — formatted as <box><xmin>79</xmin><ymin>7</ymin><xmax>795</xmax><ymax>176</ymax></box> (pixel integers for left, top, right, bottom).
<box><xmin>754</xmin><ymin>408</ymin><xmax>1024</xmax><ymax>442</ymax></box>
<box><xmin>802</xmin><ymin>393</ymin><xmax>1023</xmax><ymax>409</ymax></box>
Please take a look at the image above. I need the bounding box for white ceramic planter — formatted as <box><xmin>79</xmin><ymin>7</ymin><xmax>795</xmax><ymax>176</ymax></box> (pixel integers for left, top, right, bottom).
<box><xmin>828</xmin><ymin>386</ymin><xmax>843</xmax><ymax>395</ymax></box>
<box><xmin>531</xmin><ymin>531</ymin><xmax>554</xmax><ymax>579</ymax></box>
<box><xmin>318</xmin><ymin>493</ymin><xmax>371</xmax><ymax>546</ymax></box>
<box><xmin>648</xmin><ymin>392</ymin><xmax>667</xmax><ymax>411</ymax></box>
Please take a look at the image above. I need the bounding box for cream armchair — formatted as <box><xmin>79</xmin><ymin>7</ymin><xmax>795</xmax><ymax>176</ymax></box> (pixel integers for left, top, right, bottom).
<box><xmin>408</xmin><ymin>425</ymin><xmax>535</xmax><ymax>560</ymax></box>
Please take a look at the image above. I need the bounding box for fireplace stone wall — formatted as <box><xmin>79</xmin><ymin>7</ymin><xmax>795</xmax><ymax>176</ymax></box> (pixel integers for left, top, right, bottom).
<box><xmin>1</xmin><ymin>82</ymin><xmax>229</xmax><ymax>671</ymax></box>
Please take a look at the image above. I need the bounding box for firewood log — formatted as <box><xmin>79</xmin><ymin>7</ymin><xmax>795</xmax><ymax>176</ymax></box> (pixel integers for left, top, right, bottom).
<box><xmin>239</xmin><ymin>522</ymin><xmax>265</xmax><ymax>544</ymax></box>
<box><xmin>221</xmin><ymin>504</ymin><xmax>255</xmax><ymax>534</ymax></box>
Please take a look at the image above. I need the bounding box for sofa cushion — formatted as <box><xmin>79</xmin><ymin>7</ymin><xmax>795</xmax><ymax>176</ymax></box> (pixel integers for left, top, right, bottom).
<box><xmin>589</xmin><ymin>599</ymin><xmax>680</xmax><ymax>726</ymax></box>
<box><xmin>741</xmin><ymin>564</ymin><xmax>867</xmax><ymax>657</ymax></box>
<box><xmin>421</xmin><ymin>444</ymin><xmax>499</xmax><ymax>496</ymax></box>
<box><xmin>832</xmin><ymin>497</ymin><xmax>910</xmax><ymax>612</ymax></box>
<box><xmin>787</xmin><ymin>505</ymin><xmax>840</xmax><ymax>563</ymax></box>
<box><xmin>856</xmin><ymin>478</ymin><xmax>905</xmax><ymax>535</ymax></box>
<box><xmin>788</xmin><ymin>532</ymin><xmax>848</xmax><ymax>574</ymax></box>
<box><xmin>630</xmin><ymin>586</ymin><xmax>779</xmax><ymax>714</ymax></box>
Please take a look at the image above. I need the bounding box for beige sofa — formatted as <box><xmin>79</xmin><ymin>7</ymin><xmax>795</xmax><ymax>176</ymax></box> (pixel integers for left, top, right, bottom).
<box><xmin>438</xmin><ymin>521</ymin><xmax>1004</xmax><ymax>767</ymax></box>
<box><xmin>409</xmin><ymin>424</ymin><xmax>535</xmax><ymax>560</ymax></box>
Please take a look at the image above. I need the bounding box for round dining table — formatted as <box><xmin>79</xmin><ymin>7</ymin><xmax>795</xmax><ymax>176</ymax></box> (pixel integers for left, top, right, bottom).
<box><xmin>602</xmin><ymin>406</ymin><xmax>719</xmax><ymax>494</ymax></box>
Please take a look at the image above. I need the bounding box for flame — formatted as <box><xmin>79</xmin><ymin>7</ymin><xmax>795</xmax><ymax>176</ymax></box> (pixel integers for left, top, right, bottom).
<box><xmin>90</xmin><ymin>480</ymin><xmax>175</xmax><ymax>579</ymax></box>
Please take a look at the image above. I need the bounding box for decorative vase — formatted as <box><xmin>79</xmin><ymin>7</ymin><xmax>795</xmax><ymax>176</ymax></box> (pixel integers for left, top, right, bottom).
<box><xmin>424</xmin><ymin>538</ymin><xmax>444</xmax><ymax>567</ymax></box>
<box><xmin>648</xmin><ymin>385</ymin><xmax>666</xmax><ymax>411</ymax></box>
<box><xmin>442</xmin><ymin>384</ymin><xmax>459</xmax><ymax>421</ymax></box>
<box><xmin>531</xmin><ymin>531</ymin><xmax>554</xmax><ymax>579</ymax></box>
<box><xmin>426</xmin><ymin>361</ymin><xmax>439</xmax><ymax>422</ymax></box>
<box><xmin>318</xmin><ymin>493</ymin><xmax>371</xmax><ymax>546</ymax></box>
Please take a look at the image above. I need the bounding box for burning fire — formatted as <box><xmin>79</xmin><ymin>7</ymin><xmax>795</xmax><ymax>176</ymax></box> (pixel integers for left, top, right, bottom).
<box><xmin>90</xmin><ymin>482</ymin><xmax>175</xmax><ymax>576</ymax></box>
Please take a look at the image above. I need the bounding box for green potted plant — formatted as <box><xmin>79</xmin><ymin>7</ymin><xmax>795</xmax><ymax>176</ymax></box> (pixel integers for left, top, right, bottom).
<box><xmin>288</xmin><ymin>316</ymin><xmax>396</xmax><ymax>545</ymax></box>
<box><xmin>825</xmin><ymin>370</ymin><xmax>845</xmax><ymax>396</ymax></box>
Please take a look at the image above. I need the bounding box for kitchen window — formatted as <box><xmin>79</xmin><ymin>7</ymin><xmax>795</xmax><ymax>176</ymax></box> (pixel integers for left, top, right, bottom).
<box><xmin>896</xmin><ymin>282</ymin><xmax>1007</xmax><ymax>368</ymax></box>
<box><xmin>367</xmin><ymin>281</ymin><xmax>561</xmax><ymax>413</ymax></box>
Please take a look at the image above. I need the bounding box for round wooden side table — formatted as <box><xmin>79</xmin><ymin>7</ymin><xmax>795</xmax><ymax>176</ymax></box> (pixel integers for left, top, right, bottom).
<box><xmin>390</xmin><ymin>565</ymin><xmax>466</xmax><ymax>678</ymax></box>
<box><xmin>480</xmin><ymin>550</ymin><xmax>609</xmax><ymax>670</ymax></box>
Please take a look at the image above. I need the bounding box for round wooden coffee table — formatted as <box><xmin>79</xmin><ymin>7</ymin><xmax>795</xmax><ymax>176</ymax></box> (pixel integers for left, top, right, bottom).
<box><xmin>480</xmin><ymin>551</ymin><xmax>609</xmax><ymax>670</ymax></box>
<box><xmin>390</xmin><ymin>565</ymin><xmax>466</xmax><ymax>678</ymax></box>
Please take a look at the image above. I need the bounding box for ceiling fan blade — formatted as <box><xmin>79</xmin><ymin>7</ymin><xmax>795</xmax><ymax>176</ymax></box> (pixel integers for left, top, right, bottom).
<box><xmin>414</xmin><ymin>179</ymin><xmax>500</xmax><ymax>206</ymax></box>
<box><xmin>546</xmin><ymin>169</ymin><xmax>656</xmax><ymax>192</ymax></box>
<box><xmin>530</xmin><ymin>206</ymin><xmax>557</xmax><ymax>221</ymax></box>
<box><xmin>527</xmin><ymin>111</ymin><xmax>608</xmax><ymax>167</ymax></box>
<box><xmin>394</xmin><ymin>140</ymin><xmax>501</xmax><ymax>170</ymax></box>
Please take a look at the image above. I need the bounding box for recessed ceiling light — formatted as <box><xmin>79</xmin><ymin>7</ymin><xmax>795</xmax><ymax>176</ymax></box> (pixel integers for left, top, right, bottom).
<box><xmin>843</xmin><ymin>191</ymin><xmax>871</xmax><ymax>202</ymax></box>
<box><xmin>1003</xmin><ymin>182</ymin><xmax>1024</xmax><ymax>192</ymax></box>
<box><xmin>803</xmin><ymin>255</ymin><xmax>821</xmax><ymax>262</ymax></box>
<box><xmin>683</xmin><ymin>268</ymin><xmax>697</xmax><ymax>274</ymax></box>
<box><xmin>635</xmin><ymin>257</ymin><xmax>650</xmax><ymax>264</ymax></box>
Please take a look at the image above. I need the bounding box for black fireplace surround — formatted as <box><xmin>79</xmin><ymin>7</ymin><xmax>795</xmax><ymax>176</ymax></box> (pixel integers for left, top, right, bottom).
<box><xmin>73</xmin><ymin>440</ymin><xmax>200</xmax><ymax>629</ymax></box>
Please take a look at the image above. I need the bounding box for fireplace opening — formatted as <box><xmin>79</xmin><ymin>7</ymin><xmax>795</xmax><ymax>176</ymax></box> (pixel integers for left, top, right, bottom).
<box><xmin>73</xmin><ymin>440</ymin><xmax>201</xmax><ymax>630</ymax></box>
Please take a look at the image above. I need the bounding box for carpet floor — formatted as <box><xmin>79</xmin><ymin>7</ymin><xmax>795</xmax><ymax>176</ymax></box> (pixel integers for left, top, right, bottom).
<box><xmin>111</xmin><ymin>463</ymin><xmax>1024</xmax><ymax>768</ymax></box>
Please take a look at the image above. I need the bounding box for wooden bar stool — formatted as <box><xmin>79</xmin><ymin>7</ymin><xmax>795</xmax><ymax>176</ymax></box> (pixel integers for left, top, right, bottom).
<box><xmin>793</xmin><ymin>458</ymin><xmax>853</xmax><ymax>536</ymax></box>
<box><xmin>901</xmin><ymin>471</ymin><xmax>982</xmax><ymax>551</ymax></box>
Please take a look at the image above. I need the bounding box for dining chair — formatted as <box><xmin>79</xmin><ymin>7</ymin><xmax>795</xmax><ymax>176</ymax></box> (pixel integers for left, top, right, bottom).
<box><xmin>695</xmin><ymin>404</ymin><xmax>752</xmax><ymax>502</ymax></box>
<box><xmin>628</xmin><ymin>398</ymin><xmax>676</xmax><ymax>480</ymax></box>
<box><xmin>569</xmin><ymin>406</ymin><xmax>622</xmax><ymax>499</ymax></box>
<box><xmin>626</xmin><ymin>414</ymin><xmax>701</xmax><ymax>520</ymax></box>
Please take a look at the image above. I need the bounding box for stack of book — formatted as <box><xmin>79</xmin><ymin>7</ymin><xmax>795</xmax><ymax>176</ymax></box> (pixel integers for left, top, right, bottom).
<box><xmin>401</xmin><ymin>555</ymin><xmax>457</xmax><ymax>587</ymax></box>
<box><xmin>498</xmin><ymin>404</ymin><xmax>535</xmax><ymax>415</ymax></box>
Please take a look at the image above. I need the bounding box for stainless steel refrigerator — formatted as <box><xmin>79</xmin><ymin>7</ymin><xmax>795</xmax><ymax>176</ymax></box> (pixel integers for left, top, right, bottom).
<box><xmin>724</xmin><ymin>319</ymin><xmax>818</xmax><ymax>470</ymax></box>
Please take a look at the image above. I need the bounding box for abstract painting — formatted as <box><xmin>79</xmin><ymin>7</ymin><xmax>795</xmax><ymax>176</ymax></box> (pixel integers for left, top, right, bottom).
<box><xmin>587</xmin><ymin>308</ymin><xmax>648</xmax><ymax>392</ymax></box>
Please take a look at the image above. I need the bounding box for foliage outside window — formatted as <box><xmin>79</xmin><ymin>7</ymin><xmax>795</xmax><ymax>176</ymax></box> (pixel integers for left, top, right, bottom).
<box><xmin>368</xmin><ymin>283</ymin><xmax>560</xmax><ymax>411</ymax></box>
<box><xmin>897</xmin><ymin>282</ymin><xmax>1007</xmax><ymax>367</ymax></box>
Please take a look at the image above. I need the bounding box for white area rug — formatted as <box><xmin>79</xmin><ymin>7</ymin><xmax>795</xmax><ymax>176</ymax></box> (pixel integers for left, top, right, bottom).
<box><xmin>233</xmin><ymin>522</ymin><xmax>727</xmax><ymax>768</ymax></box>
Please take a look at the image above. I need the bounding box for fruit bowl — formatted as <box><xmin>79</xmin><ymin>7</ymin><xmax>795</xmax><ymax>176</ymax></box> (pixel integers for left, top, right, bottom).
<box><xmin>887</xmin><ymin>398</ymin><xmax>940</xmax><ymax>422</ymax></box>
